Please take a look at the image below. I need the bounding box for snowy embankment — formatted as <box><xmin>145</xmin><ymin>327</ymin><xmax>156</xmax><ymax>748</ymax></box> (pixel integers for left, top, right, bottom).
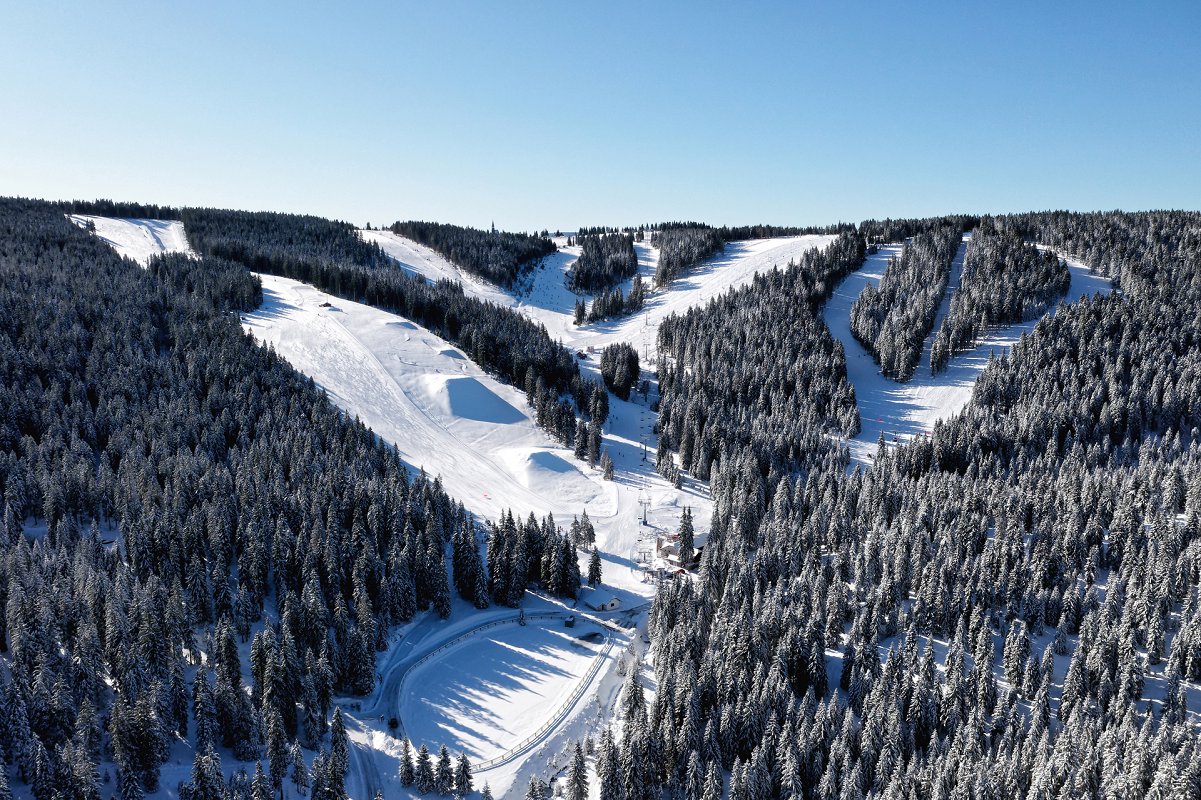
<box><xmin>824</xmin><ymin>235</ymin><xmax>1114</xmax><ymax>465</ymax></box>
<box><xmin>69</xmin><ymin>215</ymin><xmax>195</xmax><ymax>265</ymax></box>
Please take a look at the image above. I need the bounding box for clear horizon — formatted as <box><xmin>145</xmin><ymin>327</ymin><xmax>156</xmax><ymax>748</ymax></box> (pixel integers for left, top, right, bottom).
<box><xmin>3</xmin><ymin>0</ymin><xmax>1198</xmax><ymax>231</ymax></box>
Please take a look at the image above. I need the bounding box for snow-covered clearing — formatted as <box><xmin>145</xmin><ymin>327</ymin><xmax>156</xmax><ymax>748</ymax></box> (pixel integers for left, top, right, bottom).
<box><xmin>69</xmin><ymin>214</ymin><xmax>195</xmax><ymax>265</ymax></box>
<box><xmin>401</xmin><ymin>619</ymin><xmax>609</xmax><ymax>763</ymax></box>
<box><xmin>824</xmin><ymin>236</ymin><xmax>1114</xmax><ymax>465</ymax></box>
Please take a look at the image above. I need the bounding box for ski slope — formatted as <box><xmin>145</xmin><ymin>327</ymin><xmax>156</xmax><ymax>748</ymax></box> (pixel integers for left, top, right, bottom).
<box><xmin>69</xmin><ymin>215</ymin><xmax>195</xmax><ymax>265</ymax></box>
<box><xmin>362</xmin><ymin>228</ymin><xmax>837</xmax><ymax>365</ymax></box>
<box><xmin>825</xmin><ymin>236</ymin><xmax>1114</xmax><ymax>465</ymax></box>
<box><xmin>241</xmin><ymin>273</ymin><xmax>704</xmax><ymax>599</ymax></box>
<box><xmin>360</xmin><ymin>229</ymin><xmax>515</xmax><ymax>307</ymax></box>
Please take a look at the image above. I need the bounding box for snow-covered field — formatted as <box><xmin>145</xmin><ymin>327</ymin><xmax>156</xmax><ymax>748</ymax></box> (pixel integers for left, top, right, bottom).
<box><xmin>401</xmin><ymin>620</ymin><xmax>608</xmax><ymax>763</ymax></box>
<box><xmin>824</xmin><ymin>236</ymin><xmax>1114</xmax><ymax>464</ymax></box>
<box><xmin>69</xmin><ymin>215</ymin><xmax>195</xmax><ymax>265</ymax></box>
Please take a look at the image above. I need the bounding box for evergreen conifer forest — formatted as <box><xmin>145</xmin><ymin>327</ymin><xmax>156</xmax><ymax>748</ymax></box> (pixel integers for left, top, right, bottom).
<box><xmin>3</xmin><ymin>196</ymin><xmax>1200</xmax><ymax>800</ymax></box>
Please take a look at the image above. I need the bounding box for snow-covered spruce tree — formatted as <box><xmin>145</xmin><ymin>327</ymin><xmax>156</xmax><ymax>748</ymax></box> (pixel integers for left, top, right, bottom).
<box><xmin>454</xmin><ymin>752</ymin><xmax>473</xmax><ymax>796</ymax></box>
<box><xmin>415</xmin><ymin>744</ymin><xmax>435</xmax><ymax>794</ymax></box>
<box><xmin>567</xmin><ymin>741</ymin><xmax>588</xmax><ymax>800</ymax></box>
<box><xmin>588</xmin><ymin>548</ymin><xmax>603</xmax><ymax>586</ymax></box>
<box><xmin>399</xmin><ymin>738</ymin><xmax>416</xmax><ymax>787</ymax></box>
<box><xmin>435</xmin><ymin>744</ymin><xmax>454</xmax><ymax>795</ymax></box>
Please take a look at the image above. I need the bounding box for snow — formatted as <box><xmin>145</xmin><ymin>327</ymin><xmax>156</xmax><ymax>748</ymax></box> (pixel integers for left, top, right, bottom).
<box><xmin>362</xmin><ymin>228</ymin><xmax>836</xmax><ymax>365</ymax></box>
<box><xmin>824</xmin><ymin>236</ymin><xmax>1115</xmax><ymax>465</ymax></box>
<box><xmin>69</xmin><ymin>214</ymin><xmax>195</xmax><ymax>265</ymax></box>
<box><xmin>359</xmin><ymin>229</ymin><xmax>514</xmax><ymax>306</ymax></box>
<box><xmin>516</xmin><ymin>234</ymin><xmax>838</xmax><ymax>365</ymax></box>
<box><xmin>400</xmin><ymin>620</ymin><xmax>608</xmax><ymax>763</ymax></box>
<box><xmin>77</xmin><ymin>218</ymin><xmax>835</xmax><ymax>795</ymax></box>
<box><xmin>240</xmin><ymin>274</ymin><xmax>705</xmax><ymax>601</ymax></box>
<box><xmin>422</xmin><ymin>374</ymin><xmax>528</xmax><ymax>424</ymax></box>
<box><xmin>243</xmin><ymin>275</ymin><xmax>614</xmax><ymax>525</ymax></box>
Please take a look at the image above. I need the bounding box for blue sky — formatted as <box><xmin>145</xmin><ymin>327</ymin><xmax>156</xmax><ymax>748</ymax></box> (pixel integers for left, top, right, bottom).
<box><xmin>2</xmin><ymin>1</ymin><xmax>1197</xmax><ymax>230</ymax></box>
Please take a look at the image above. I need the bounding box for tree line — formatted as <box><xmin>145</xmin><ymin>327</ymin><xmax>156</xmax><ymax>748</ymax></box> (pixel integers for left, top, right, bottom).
<box><xmin>389</xmin><ymin>220</ymin><xmax>556</xmax><ymax>287</ymax></box>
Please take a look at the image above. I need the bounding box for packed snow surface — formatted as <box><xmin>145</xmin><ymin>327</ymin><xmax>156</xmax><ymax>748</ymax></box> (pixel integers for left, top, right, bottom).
<box><xmin>241</xmin><ymin>274</ymin><xmax>703</xmax><ymax>600</ymax></box>
<box><xmin>824</xmin><ymin>236</ymin><xmax>1114</xmax><ymax>464</ymax></box>
<box><xmin>401</xmin><ymin>620</ymin><xmax>608</xmax><ymax>762</ymax></box>
<box><xmin>69</xmin><ymin>215</ymin><xmax>195</xmax><ymax>265</ymax></box>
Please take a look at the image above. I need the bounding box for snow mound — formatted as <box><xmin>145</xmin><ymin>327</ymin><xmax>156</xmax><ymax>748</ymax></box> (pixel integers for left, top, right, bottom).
<box><xmin>69</xmin><ymin>215</ymin><xmax>195</xmax><ymax>266</ymax></box>
<box><xmin>422</xmin><ymin>375</ymin><xmax>526</xmax><ymax>424</ymax></box>
<box><xmin>497</xmin><ymin>447</ymin><xmax>598</xmax><ymax>498</ymax></box>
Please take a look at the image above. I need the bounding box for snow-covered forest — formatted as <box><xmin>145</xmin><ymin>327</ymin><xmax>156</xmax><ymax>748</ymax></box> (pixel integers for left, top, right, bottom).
<box><xmin>2</xmin><ymin>198</ymin><xmax>1201</xmax><ymax>800</ymax></box>
<box><xmin>930</xmin><ymin>220</ymin><xmax>1071</xmax><ymax>375</ymax></box>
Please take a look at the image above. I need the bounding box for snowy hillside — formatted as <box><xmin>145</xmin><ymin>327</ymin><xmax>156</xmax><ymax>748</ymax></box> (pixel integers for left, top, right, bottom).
<box><xmin>241</xmin><ymin>273</ymin><xmax>703</xmax><ymax>599</ymax></box>
<box><xmin>69</xmin><ymin>215</ymin><xmax>195</xmax><ymax>265</ymax></box>
<box><xmin>824</xmin><ymin>236</ymin><xmax>1114</xmax><ymax>464</ymax></box>
<box><xmin>359</xmin><ymin>229</ymin><xmax>515</xmax><ymax>307</ymax></box>
<box><xmin>69</xmin><ymin>214</ymin><xmax>1130</xmax><ymax>800</ymax></box>
<box><xmin>364</xmin><ymin>228</ymin><xmax>837</xmax><ymax>365</ymax></box>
